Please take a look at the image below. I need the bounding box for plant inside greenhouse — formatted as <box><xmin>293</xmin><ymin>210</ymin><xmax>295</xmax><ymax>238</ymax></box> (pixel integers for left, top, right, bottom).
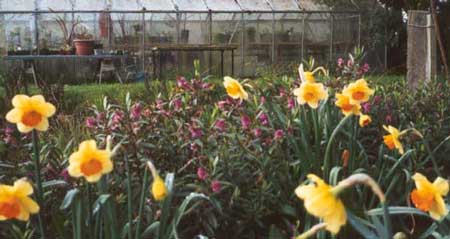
<box><xmin>0</xmin><ymin>0</ymin><xmax>450</xmax><ymax>238</ymax></box>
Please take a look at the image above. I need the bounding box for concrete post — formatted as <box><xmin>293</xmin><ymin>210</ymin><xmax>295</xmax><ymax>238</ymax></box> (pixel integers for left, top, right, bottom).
<box><xmin>407</xmin><ymin>10</ymin><xmax>436</xmax><ymax>89</ymax></box>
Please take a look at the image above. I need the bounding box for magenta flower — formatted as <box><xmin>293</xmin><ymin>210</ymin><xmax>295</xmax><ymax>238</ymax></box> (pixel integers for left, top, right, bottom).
<box><xmin>347</xmin><ymin>59</ymin><xmax>353</xmax><ymax>67</ymax></box>
<box><xmin>130</xmin><ymin>102</ymin><xmax>142</xmax><ymax>120</ymax></box>
<box><xmin>85</xmin><ymin>117</ymin><xmax>97</xmax><ymax>128</ymax></box>
<box><xmin>274</xmin><ymin>129</ymin><xmax>285</xmax><ymax>140</ymax></box>
<box><xmin>258</xmin><ymin>113</ymin><xmax>269</xmax><ymax>126</ymax></box>
<box><xmin>189</xmin><ymin>142</ymin><xmax>200</xmax><ymax>152</ymax></box>
<box><xmin>96</xmin><ymin>112</ymin><xmax>106</xmax><ymax>122</ymax></box>
<box><xmin>197</xmin><ymin>167</ymin><xmax>208</xmax><ymax>180</ymax></box>
<box><xmin>177</xmin><ymin>76</ymin><xmax>191</xmax><ymax>90</ymax></box>
<box><xmin>60</xmin><ymin>169</ymin><xmax>70</xmax><ymax>182</ymax></box>
<box><xmin>211</xmin><ymin>180</ymin><xmax>221</xmax><ymax>193</ymax></box>
<box><xmin>172</xmin><ymin>98</ymin><xmax>183</xmax><ymax>111</ymax></box>
<box><xmin>189</xmin><ymin>126</ymin><xmax>203</xmax><ymax>139</ymax></box>
<box><xmin>214</xmin><ymin>119</ymin><xmax>226</xmax><ymax>132</ymax></box>
<box><xmin>337</xmin><ymin>58</ymin><xmax>344</xmax><ymax>67</ymax></box>
<box><xmin>287</xmin><ymin>97</ymin><xmax>295</xmax><ymax>110</ymax></box>
<box><xmin>374</xmin><ymin>95</ymin><xmax>382</xmax><ymax>105</ymax></box>
<box><xmin>385</xmin><ymin>114</ymin><xmax>393</xmax><ymax>123</ymax></box>
<box><xmin>241</xmin><ymin>115</ymin><xmax>251</xmax><ymax>129</ymax></box>
<box><xmin>156</xmin><ymin>99</ymin><xmax>165</xmax><ymax>110</ymax></box>
<box><xmin>253</xmin><ymin>128</ymin><xmax>262</xmax><ymax>138</ymax></box>
<box><xmin>217</xmin><ymin>101</ymin><xmax>227</xmax><ymax>110</ymax></box>
<box><xmin>260</xmin><ymin>96</ymin><xmax>266</xmax><ymax>104</ymax></box>
<box><xmin>279</xmin><ymin>88</ymin><xmax>286</xmax><ymax>97</ymax></box>
<box><xmin>362</xmin><ymin>63</ymin><xmax>370</xmax><ymax>73</ymax></box>
<box><xmin>361</xmin><ymin>102</ymin><xmax>371</xmax><ymax>113</ymax></box>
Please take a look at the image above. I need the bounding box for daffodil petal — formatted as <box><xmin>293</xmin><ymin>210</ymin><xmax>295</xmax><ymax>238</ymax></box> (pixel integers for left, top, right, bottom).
<box><xmin>34</xmin><ymin>118</ymin><xmax>49</xmax><ymax>131</ymax></box>
<box><xmin>5</xmin><ymin>108</ymin><xmax>23</xmax><ymax>123</ymax></box>
<box><xmin>19</xmin><ymin>197</ymin><xmax>40</xmax><ymax>213</ymax></box>
<box><xmin>433</xmin><ymin>178</ymin><xmax>449</xmax><ymax>196</ymax></box>
<box><xmin>12</xmin><ymin>95</ymin><xmax>30</xmax><ymax>108</ymax></box>
<box><xmin>13</xmin><ymin>179</ymin><xmax>33</xmax><ymax>196</ymax></box>
<box><xmin>17</xmin><ymin>123</ymin><xmax>33</xmax><ymax>133</ymax></box>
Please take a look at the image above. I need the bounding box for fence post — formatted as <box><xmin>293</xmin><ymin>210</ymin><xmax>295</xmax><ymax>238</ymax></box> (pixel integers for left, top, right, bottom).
<box><xmin>407</xmin><ymin>10</ymin><xmax>436</xmax><ymax>89</ymax></box>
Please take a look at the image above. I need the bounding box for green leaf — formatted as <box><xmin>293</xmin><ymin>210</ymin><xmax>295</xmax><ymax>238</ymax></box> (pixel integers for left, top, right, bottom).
<box><xmin>92</xmin><ymin>194</ymin><xmax>112</xmax><ymax>215</ymax></box>
<box><xmin>366</xmin><ymin>206</ymin><xmax>430</xmax><ymax>218</ymax></box>
<box><xmin>60</xmin><ymin>188</ymin><xmax>80</xmax><ymax>210</ymax></box>
<box><xmin>346</xmin><ymin>210</ymin><xmax>377</xmax><ymax>239</ymax></box>
<box><xmin>43</xmin><ymin>180</ymin><xmax>68</xmax><ymax>189</ymax></box>
<box><xmin>141</xmin><ymin>222</ymin><xmax>160</xmax><ymax>238</ymax></box>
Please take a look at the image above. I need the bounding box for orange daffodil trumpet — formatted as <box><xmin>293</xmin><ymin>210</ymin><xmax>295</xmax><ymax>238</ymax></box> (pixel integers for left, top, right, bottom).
<box><xmin>359</xmin><ymin>114</ymin><xmax>372</xmax><ymax>127</ymax></box>
<box><xmin>146</xmin><ymin>161</ymin><xmax>168</xmax><ymax>201</ymax></box>
<box><xmin>6</xmin><ymin>95</ymin><xmax>56</xmax><ymax>133</ymax></box>
<box><xmin>0</xmin><ymin>179</ymin><xmax>39</xmax><ymax>221</ymax></box>
<box><xmin>68</xmin><ymin>137</ymin><xmax>118</xmax><ymax>183</ymax></box>
<box><xmin>411</xmin><ymin>173</ymin><xmax>449</xmax><ymax>220</ymax></box>
<box><xmin>295</xmin><ymin>173</ymin><xmax>384</xmax><ymax>236</ymax></box>
<box><xmin>383</xmin><ymin>125</ymin><xmax>406</xmax><ymax>155</ymax></box>
<box><xmin>223</xmin><ymin>76</ymin><xmax>248</xmax><ymax>100</ymax></box>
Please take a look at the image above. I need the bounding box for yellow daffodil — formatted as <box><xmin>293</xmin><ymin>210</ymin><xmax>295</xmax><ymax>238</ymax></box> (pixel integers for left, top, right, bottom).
<box><xmin>298</xmin><ymin>64</ymin><xmax>327</xmax><ymax>83</ymax></box>
<box><xmin>223</xmin><ymin>76</ymin><xmax>248</xmax><ymax>100</ymax></box>
<box><xmin>295</xmin><ymin>174</ymin><xmax>346</xmax><ymax>234</ymax></box>
<box><xmin>304</xmin><ymin>71</ymin><xmax>315</xmax><ymax>83</ymax></box>
<box><xmin>342</xmin><ymin>79</ymin><xmax>374</xmax><ymax>105</ymax></box>
<box><xmin>6</xmin><ymin>95</ymin><xmax>56</xmax><ymax>133</ymax></box>
<box><xmin>293</xmin><ymin>82</ymin><xmax>328</xmax><ymax>109</ymax></box>
<box><xmin>68</xmin><ymin>140</ymin><xmax>113</xmax><ymax>183</ymax></box>
<box><xmin>359</xmin><ymin>114</ymin><xmax>372</xmax><ymax>127</ymax></box>
<box><xmin>383</xmin><ymin>125</ymin><xmax>405</xmax><ymax>154</ymax></box>
<box><xmin>147</xmin><ymin>161</ymin><xmax>168</xmax><ymax>201</ymax></box>
<box><xmin>0</xmin><ymin>179</ymin><xmax>39</xmax><ymax>221</ymax></box>
<box><xmin>335</xmin><ymin>93</ymin><xmax>361</xmax><ymax>116</ymax></box>
<box><xmin>410</xmin><ymin>173</ymin><xmax>449</xmax><ymax>220</ymax></box>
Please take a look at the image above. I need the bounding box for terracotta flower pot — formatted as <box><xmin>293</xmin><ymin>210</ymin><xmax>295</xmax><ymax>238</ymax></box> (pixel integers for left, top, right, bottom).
<box><xmin>73</xmin><ymin>39</ymin><xmax>95</xmax><ymax>55</ymax></box>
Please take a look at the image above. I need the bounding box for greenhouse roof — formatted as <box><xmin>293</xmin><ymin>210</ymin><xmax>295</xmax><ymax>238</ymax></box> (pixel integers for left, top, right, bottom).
<box><xmin>0</xmin><ymin>0</ymin><xmax>334</xmax><ymax>12</ymax></box>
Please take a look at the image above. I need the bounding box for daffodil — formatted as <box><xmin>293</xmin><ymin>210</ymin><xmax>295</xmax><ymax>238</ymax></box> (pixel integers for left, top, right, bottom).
<box><xmin>304</xmin><ymin>71</ymin><xmax>315</xmax><ymax>83</ymax></box>
<box><xmin>68</xmin><ymin>140</ymin><xmax>113</xmax><ymax>183</ymax></box>
<box><xmin>147</xmin><ymin>161</ymin><xmax>168</xmax><ymax>201</ymax></box>
<box><xmin>293</xmin><ymin>82</ymin><xmax>328</xmax><ymax>109</ymax></box>
<box><xmin>359</xmin><ymin>114</ymin><xmax>372</xmax><ymax>127</ymax></box>
<box><xmin>223</xmin><ymin>76</ymin><xmax>248</xmax><ymax>100</ymax></box>
<box><xmin>295</xmin><ymin>174</ymin><xmax>346</xmax><ymax>234</ymax></box>
<box><xmin>298</xmin><ymin>64</ymin><xmax>327</xmax><ymax>83</ymax></box>
<box><xmin>342</xmin><ymin>79</ymin><xmax>375</xmax><ymax>105</ymax></box>
<box><xmin>411</xmin><ymin>173</ymin><xmax>449</xmax><ymax>220</ymax></box>
<box><xmin>0</xmin><ymin>179</ymin><xmax>39</xmax><ymax>221</ymax></box>
<box><xmin>6</xmin><ymin>95</ymin><xmax>56</xmax><ymax>133</ymax></box>
<box><xmin>335</xmin><ymin>93</ymin><xmax>361</xmax><ymax>116</ymax></box>
<box><xmin>383</xmin><ymin>125</ymin><xmax>405</xmax><ymax>154</ymax></box>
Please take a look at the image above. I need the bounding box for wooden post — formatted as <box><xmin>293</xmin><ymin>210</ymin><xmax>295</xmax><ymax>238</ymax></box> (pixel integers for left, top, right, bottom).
<box><xmin>407</xmin><ymin>10</ymin><xmax>436</xmax><ymax>89</ymax></box>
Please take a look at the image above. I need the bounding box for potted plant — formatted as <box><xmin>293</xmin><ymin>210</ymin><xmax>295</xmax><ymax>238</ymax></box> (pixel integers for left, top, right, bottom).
<box><xmin>73</xmin><ymin>25</ymin><xmax>95</xmax><ymax>55</ymax></box>
<box><xmin>53</xmin><ymin>11</ymin><xmax>79</xmax><ymax>54</ymax></box>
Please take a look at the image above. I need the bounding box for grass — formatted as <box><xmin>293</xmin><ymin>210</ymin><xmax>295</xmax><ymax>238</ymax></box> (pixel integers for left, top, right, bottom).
<box><xmin>0</xmin><ymin>75</ymin><xmax>406</xmax><ymax>114</ymax></box>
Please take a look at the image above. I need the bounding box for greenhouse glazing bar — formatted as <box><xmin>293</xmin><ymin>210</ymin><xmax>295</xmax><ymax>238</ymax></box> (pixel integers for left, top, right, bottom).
<box><xmin>1</xmin><ymin>9</ymin><xmax>362</xmax><ymax>76</ymax></box>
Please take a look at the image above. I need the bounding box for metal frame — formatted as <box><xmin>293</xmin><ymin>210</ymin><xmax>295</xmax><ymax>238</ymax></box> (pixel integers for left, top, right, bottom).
<box><xmin>0</xmin><ymin>8</ymin><xmax>362</xmax><ymax>76</ymax></box>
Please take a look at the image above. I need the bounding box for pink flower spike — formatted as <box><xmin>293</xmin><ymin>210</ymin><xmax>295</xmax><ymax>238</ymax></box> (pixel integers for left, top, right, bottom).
<box><xmin>197</xmin><ymin>167</ymin><xmax>208</xmax><ymax>180</ymax></box>
<box><xmin>211</xmin><ymin>180</ymin><xmax>221</xmax><ymax>193</ymax></box>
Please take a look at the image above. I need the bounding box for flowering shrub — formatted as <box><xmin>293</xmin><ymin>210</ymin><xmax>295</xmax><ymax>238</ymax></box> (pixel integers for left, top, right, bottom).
<box><xmin>0</xmin><ymin>58</ymin><xmax>449</xmax><ymax>238</ymax></box>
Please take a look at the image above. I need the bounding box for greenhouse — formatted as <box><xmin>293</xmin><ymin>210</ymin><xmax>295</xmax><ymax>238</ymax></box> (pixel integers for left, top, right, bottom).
<box><xmin>0</xmin><ymin>0</ymin><xmax>361</xmax><ymax>80</ymax></box>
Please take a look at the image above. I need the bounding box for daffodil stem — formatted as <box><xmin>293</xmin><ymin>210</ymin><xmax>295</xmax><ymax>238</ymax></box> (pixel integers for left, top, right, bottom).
<box><xmin>135</xmin><ymin>167</ymin><xmax>149</xmax><ymax>239</ymax></box>
<box><xmin>86</xmin><ymin>183</ymin><xmax>93</xmax><ymax>239</ymax></box>
<box><xmin>125</xmin><ymin>154</ymin><xmax>133</xmax><ymax>239</ymax></box>
<box><xmin>312</xmin><ymin>109</ymin><xmax>321</xmax><ymax>161</ymax></box>
<box><xmin>32</xmin><ymin>130</ymin><xmax>45</xmax><ymax>239</ymax></box>
<box><xmin>296</xmin><ymin>223</ymin><xmax>327</xmax><ymax>239</ymax></box>
<box><xmin>323</xmin><ymin>116</ymin><xmax>351</xmax><ymax>180</ymax></box>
